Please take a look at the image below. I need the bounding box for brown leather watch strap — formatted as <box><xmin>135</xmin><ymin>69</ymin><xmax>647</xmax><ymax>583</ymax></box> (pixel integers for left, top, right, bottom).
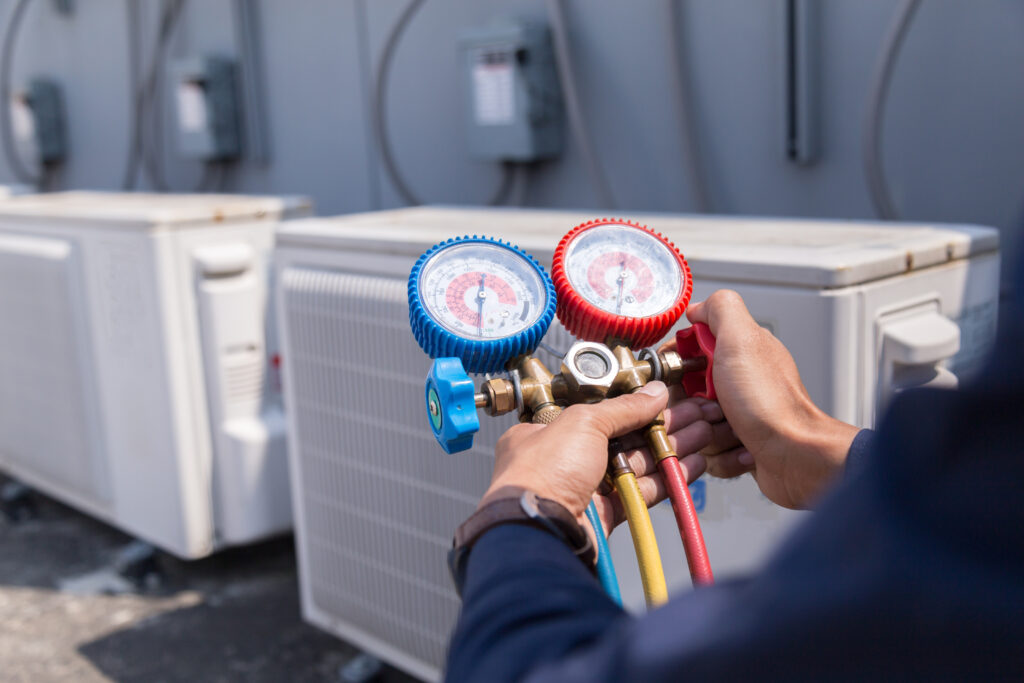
<box><xmin>451</xmin><ymin>489</ymin><xmax>596</xmax><ymax>575</ymax></box>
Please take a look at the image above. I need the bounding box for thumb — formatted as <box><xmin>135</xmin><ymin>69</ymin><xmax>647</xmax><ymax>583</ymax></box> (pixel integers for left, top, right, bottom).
<box><xmin>555</xmin><ymin>381</ymin><xmax>669</xmax><ymax>439</ymax></box>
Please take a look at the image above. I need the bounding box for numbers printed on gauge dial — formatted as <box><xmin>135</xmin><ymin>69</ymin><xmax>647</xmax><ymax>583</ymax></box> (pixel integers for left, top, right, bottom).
<box><xmin>419</xmin><ymin>242</ymin><xmax>548</xmax><ymax>339</ymax></box>
<box><xmin>563</xmin><ymin>223</ymin><xmax>683</xmax><ymax>318</ymax></box>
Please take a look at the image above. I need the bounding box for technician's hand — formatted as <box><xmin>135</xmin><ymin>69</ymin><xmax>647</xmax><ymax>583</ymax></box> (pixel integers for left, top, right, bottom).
<box><xmin>672</xmin><ymin>290</ymin><xmax>860</xmax><ymax>509</ymax></box>
<box><xmin>479</xmin><ymin>382</ymin><xmax>712</xmax><ymax>539</ymax></box>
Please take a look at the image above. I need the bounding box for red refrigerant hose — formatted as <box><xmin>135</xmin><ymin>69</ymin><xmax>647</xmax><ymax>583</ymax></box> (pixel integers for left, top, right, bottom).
<box><xmin>666</xmin><ymin>321</ymin><xmax>720</xmax><ymax>585</ymax></box>
<box><xmin>658</xmin><ymin>455</ymin><xmax>714</xmax><ymax>586</ymax></box>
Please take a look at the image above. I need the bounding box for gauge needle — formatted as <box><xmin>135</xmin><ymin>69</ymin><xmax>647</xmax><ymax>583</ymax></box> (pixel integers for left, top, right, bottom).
<box><xmin>476</xmin><ymin>274</ymin><xmax>486</xmax><ymax>336</ymax></box>
<box><xmin>615</xmin><ymin>259</ymin><xmax>627</xmax><ymax>315</ymax></box>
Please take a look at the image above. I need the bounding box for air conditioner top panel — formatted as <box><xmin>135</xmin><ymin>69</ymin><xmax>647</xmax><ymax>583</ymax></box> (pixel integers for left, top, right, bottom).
<box><xmin>276</xmin><ymin>206</ymin><xmax>999</xmax><ymax>289</ymax></box>
<box><xmin>0</xmin><ymin>184</ymin><xmax>33</xmax><ymax>198</ymax></box>
<box><xmin>0</xmin><ymin>192</ymin><xmax>312</xmax><ymax>231</ymax></box>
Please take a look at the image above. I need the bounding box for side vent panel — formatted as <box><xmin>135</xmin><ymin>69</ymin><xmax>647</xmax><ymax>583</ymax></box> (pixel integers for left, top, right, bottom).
<box><xmin>281</xmin><ymin>266</ymin><xmax>589</xmax><ymax>675</ymax></box>
<box><xmin>281</xmin><ymin>265</ymin><xmax>576</xmax><ymax>677</ymax></box>
<box><xmin>0</xmin><ymin>234</ymin><xmax>107</xmax><ymax>501</ymax></box>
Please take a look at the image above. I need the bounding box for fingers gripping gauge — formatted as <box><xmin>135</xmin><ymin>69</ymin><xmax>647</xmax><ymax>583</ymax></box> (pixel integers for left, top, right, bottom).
<box><xmin>552</xmin><ymin>219</ymin><xmax>693</xmax><ymax>348</ymax></box>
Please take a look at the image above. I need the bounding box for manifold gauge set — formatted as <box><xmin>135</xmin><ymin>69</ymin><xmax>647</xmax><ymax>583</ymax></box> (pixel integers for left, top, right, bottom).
<box><xmin>408</xmin><ymin>219</ymin><xmax>719</xmax><ymax>605</ymax></box>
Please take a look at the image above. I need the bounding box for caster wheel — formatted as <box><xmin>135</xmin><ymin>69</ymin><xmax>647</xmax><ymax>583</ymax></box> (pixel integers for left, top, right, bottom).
<box><xmin>338</xmin><ymin>652</ymin><xmax>383</xmax><ymax>683</ymax></box>
<box><xmin>113</xmin><ymin>541</ymin><xmax>166</xmax><ymax>592</ymax></box>
<box><xmin>1</xmin><ymin>481</ymin><xmax>37</xmax><ymax>523</ymax></box>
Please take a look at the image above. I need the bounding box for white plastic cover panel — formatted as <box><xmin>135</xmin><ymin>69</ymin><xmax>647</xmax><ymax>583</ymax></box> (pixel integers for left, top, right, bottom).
<box><xmin>0</xmin><ymin>191</ymin><xmax>311</xmax><ymax>230</ymax></box>
<box><xmin>0</xmin><ymin>234</ymin><xmax>107</xmax><ymax>502</ymax></box>
<box><xmin>275</xmin><ymin>207</ymin><xmax>999</xmax><ymax>288</ymax></box>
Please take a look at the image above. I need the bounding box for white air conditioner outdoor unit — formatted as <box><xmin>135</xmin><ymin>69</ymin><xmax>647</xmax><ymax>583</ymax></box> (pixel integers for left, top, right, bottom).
<box><xmin>274</xmin><ymin>207</ymin><xmax>1000</xmax><ymax>681</ymax></box>
<box><xmin>0</xmin><ymin>191</ymin><xmax>311</xmax><ymax>559</ymax></box>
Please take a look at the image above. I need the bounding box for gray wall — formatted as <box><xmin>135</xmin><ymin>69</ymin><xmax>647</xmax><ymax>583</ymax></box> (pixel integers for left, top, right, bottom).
<box><xmin>5</xmin><ymin>0</ymin><xmax>1024</xmax><ymax>278</ymax></box>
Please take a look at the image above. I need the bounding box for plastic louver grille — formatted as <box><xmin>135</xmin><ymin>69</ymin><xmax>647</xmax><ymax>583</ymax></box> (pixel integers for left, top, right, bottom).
<box><xmin>281</xmin><ymin>266</ymin><xmax>575</xmax><ymax>675</ymax></box>
<box><xmin>223</xmin><ymin>356</ymin><xmax>266</xmax><ymax>405</ymax></box>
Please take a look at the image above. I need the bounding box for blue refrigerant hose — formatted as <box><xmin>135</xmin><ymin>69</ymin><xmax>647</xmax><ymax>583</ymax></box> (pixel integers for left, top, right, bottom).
<box><xmin>585</xmin><ymin>500</ymin><xmax>622</xmax><ymax>605</ymax></box>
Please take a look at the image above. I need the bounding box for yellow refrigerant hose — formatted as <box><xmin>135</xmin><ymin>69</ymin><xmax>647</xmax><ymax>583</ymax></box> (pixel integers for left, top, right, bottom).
<box><xmin>535</xmin><ymin>404</ymin><xmax>668</xmax><ymax>607</ymax></box>
<box><xmin>613</xmin><ymin>469</ymin><xmax>668</xmax><ymax>606</ymax></box>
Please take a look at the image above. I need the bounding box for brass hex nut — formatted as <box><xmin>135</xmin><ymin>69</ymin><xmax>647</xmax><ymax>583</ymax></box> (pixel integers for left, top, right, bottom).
<box><xmin>658</xmin><ymin>349</ymin><xmax>684</xmax><ymax>385</ymax></box>
<box><xmin>484</xmin><ymin>378</ymin><xmax>516</xmax><ymax>416</ymax></box>
<box><xmin>560</xmin><ymin>341</ymin><xmax>619</xmax><ymax>403</ymax></box>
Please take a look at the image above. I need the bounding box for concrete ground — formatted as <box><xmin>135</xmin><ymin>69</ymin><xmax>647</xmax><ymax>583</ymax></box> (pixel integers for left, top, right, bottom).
<box><xmin>0</xmin><ymin>475</ymin><xmax>419</xmax><ymax>683</ymax></box>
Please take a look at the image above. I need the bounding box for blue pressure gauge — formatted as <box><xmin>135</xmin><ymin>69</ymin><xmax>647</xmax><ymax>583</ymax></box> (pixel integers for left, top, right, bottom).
<box><xmin>408</xmin><ymin>236</ymin><xmax>556</xmax><ymax>374</ymax></box>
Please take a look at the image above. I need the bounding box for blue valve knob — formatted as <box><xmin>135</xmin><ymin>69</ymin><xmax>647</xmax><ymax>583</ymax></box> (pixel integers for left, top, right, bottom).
<box><xmin>425</xmin><ymin>357</ymin><xmax>480</xmax><ymax>454</ymax></box>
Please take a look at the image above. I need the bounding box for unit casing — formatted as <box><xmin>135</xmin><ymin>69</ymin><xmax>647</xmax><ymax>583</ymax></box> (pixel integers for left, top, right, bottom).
<box><xmin>171</xmin><ymin>56</ymin><xmax>242</xmax><ymax>161</ymax></box>
<box><xmin>458</xmin><ymin>22</ymin><xmax>563</xmax><ymax>162</ymax></box>
<box><xmin>0</xmin><ymin>191</ymin><xmax>311</xmax><ymax>558</ymax></box>
<box><xmin>274</xmin><ymin>207</ymin><xmax>999</xmax><ymax>681</ymax></box>
<box><xmin>27</xmin><ymin>78</ymin><xmax>67</xmax><ymax>164</ymax></box>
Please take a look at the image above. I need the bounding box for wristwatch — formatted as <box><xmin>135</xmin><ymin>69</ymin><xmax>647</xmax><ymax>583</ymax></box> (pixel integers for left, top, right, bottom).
<box><xmin>448</xmin><ymin>489</ymin><xmax>596</xmax><ymax>595</ymax></box>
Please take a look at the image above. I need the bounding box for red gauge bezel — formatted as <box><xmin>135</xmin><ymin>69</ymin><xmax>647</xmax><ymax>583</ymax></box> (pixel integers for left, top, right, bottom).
<box><xmin>551</xmin><ymin>218</ymin><xmax>693</xmax><ymax>349</ymax></box>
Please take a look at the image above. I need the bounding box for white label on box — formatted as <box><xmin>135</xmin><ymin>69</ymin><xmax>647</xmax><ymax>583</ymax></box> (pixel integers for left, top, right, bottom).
<box><xmin>472</xmin><ymin>49</ymin><xmax>515</xmax><ymax>126</ymax></box>
<box><xmin>10</xmin><ymin>96</ymin><xmax>34</xmax><ymax>142</ymax></box>
<box><xmin>176</xmin><ymin>81</ymin><xmax>207</xmax><ymax>133</ymax></box>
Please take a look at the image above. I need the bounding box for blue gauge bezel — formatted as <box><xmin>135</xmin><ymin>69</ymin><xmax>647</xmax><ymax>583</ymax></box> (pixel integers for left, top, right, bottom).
<box><xmin>408</xmin><ymin>235</ymin><xmax>556</xmax><ymax>374</ymax></box>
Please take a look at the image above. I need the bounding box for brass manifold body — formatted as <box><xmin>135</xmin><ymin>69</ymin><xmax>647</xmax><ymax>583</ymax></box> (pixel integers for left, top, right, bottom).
<box><xmin>474</xmin><ymin>341</ymin><xmax>707</xmax><ymax>463</ymax></box>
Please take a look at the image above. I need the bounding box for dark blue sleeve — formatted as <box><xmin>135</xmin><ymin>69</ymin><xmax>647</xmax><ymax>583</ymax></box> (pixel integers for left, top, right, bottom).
<box><xmin>445</xmin><ymin>524</ymin><xmax>626</xmax><ymax>682</ymax></box>
<box><xmin>844</xmin><ymin>427</ymin><xmax>874</xmax><ymax>476</ymax></box>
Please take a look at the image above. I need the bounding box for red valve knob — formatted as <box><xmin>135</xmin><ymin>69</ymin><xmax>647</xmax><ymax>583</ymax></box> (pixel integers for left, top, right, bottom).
<box><xmin>552</xmin><ymin>219</ymin><xmax>693</xmax><ymax>349</ymax></box>
<box><xmin>675</xmin><ymin>322</ymin><xmax>716</xmax><ymax>399</ymax></box>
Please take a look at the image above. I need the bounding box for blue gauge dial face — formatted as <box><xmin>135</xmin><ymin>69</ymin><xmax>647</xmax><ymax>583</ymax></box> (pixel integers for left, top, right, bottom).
<box><xmin>418</xmin><ymin>242</ymin><xmax>547</xmax><ymax>340</ymax></box>
<box><xmin>564</xmin><ymin>224</ymin><xmax>682</xmax><ymax>317</ymax></box>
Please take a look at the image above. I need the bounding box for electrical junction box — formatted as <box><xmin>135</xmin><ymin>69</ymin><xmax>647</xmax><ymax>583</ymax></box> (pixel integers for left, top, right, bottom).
<box><xmin>458</xmin><ymin>21</ymin><xmax>563</xmax><ymax>162</ymax></box>
<box><xmin>171</xmin><ymin>56</ymin><xmax>241</xmax><ymax>161</ymax></box>
<box><xmin>274</xmin><ymin>207</ymin><xmax>999</xmax><ymax>680</ymax></box>
<box><xmin>0</xmin><ymin>191</ymin><xmax>312</xmax><ymax>559</ymax></box>
<box><xmin>10</xmin><ymin>78</ymin><xmax>66</xmax><ymax>164</ymax></box>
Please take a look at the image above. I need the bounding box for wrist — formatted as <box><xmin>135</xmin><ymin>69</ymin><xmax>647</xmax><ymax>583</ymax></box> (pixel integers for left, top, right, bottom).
<box><xmin>811</xmin><ymin>411</ymin><xmax>860</xmax><ymax>468</ymax></box>
<box><xmin>777</xmin><ymin>400</ymin><xmax>859</xmax><ymax>504</ymax></box>
<box><xmin>451</xmin><ymin>488</ymin><xmax>597</xmax><ymax>593</ymax></box>
<box><xmin>481</xmin><ymin>475</ymin><xmax>586</xmax><ymax>519</ymax></box>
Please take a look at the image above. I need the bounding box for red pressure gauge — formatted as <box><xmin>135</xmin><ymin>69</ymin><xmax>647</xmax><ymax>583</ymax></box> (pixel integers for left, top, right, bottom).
<box><xmin>551</xmin><ymin>219</ymin><xmax>693</xmax><ymax>348</ymax></box>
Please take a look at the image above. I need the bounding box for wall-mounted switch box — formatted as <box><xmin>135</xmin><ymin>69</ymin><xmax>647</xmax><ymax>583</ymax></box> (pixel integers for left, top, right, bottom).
<box><xmin>458</xmin><ymin>21</ymin><xmax>563</xmax><ymax>162</ymax></box>
<box><xmin>170</xmin><ymin>56</ymin><xmax>241</xmax><ymax>161</ymax></box>
<box><xmin>11</xmin><ymin>79</ymin><xmax>67</xmax><ymax>165</ymax></box>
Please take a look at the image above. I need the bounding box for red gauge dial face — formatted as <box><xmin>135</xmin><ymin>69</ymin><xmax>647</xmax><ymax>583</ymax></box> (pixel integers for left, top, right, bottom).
<box><xmin>586</xmin><ymin>251</ymin><xmax>655</xmax><ymax>307</ymax></box>
<box><xmin>564</xmin><ymin>224</ymin><xmax>683</xmax><ymax>318</ymax></box>
<box><xmin>418</xmin><ymin>242</ymin><xmax>547</xmax><ymax>340</ymax></box>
